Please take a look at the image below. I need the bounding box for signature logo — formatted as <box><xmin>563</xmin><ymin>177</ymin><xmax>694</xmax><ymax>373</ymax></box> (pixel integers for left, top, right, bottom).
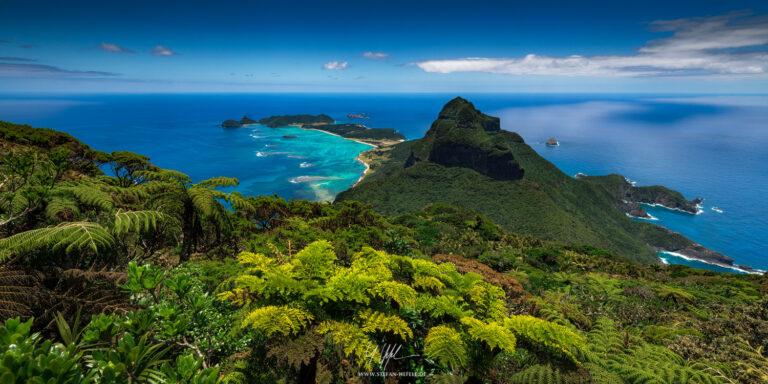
<box><xmin>363</xmin><ymin>342</ymin><xmax>420</xmax><ymax>370</ymax></box>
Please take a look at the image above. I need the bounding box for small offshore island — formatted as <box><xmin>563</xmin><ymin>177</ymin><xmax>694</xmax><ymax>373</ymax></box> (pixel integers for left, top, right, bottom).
<box><xmin>222</xmin><ymin>113</ymin><xmax>406</xmax><ymax>147</ymax></box>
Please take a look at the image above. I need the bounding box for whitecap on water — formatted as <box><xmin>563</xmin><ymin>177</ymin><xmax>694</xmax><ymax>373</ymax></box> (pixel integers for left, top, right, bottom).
<box><xmin>288</xmin><ymin>175</ymin><xmax>340</xmax><ymax>184</ymax></box>
<box><xmin>255</xmin><ymin>151</ymin><xmax>294</xmax><ymax>157</ymax></box>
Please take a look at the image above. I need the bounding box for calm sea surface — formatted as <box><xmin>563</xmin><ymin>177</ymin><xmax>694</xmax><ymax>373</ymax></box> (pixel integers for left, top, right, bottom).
<box><xmin>1</xmin><ymin>93</ymin><xmax>765</xmax><ymax>271</ymax></box>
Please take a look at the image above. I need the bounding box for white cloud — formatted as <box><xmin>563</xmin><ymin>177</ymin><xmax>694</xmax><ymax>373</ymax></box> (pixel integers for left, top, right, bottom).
<box><xmin>99</xmin><ymin>42</ymin><xmax>133</xmax><ymax>53</ymax></box>
<box><xmin>413</xmin><ymin>12</ymin><xmax>768</xmax><ymax>77</ymax></box>
<box><xmin>152</xmin><ymin>45</ymin><xmax>178</xmax><ymax>56</ymax></box>
<box><xmin>322</xmin><ymin>61</ymin><xmax>348</xmax><ymax>70</ymax></box>
<box><xmin>362</xmin><ymin>51</ymin><xmax>389</xmax><ymax>60</ymax></box>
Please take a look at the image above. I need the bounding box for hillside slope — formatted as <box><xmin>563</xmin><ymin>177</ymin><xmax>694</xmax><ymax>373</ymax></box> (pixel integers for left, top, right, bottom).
<box><xmin>337</xmin><ymin>98</ymin><xmax>734</xmax><ymax>266</ymax></box>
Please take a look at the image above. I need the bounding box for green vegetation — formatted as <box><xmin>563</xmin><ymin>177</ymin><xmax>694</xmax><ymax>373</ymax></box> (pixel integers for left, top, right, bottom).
<box><xmin>258</xmin><ymin>114</ymin><xmax>334</xmax><ymax>128</ymax></box>
<box><xmin>222</xmin><ymin>116</ymin><xmax>257</xmax><ymax>128</ymax></box>
<box><xmin>337</xmin><ymin>98</ymin><xmax>721</xmax><ymax>266</ymax></box>
<box><xmin>305</xmin><ymin>123</ymin><xmax>405</xmax><ymax>142</ymax></box>
<box><xmin>2</xmin><ymin>119</ymin><xmax>767</xmax><ymax>383</ymax></box>
<box><xmin>580</xmin><ymin>173</ymin><xmax>702</xmax><ymax>215</ymax></box>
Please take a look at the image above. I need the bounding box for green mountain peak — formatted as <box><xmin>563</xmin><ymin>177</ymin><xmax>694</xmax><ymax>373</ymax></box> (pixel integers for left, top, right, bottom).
<box><xmin>411</xmin><ymin>97</ymin><xmax>524</xmax><ymax>180</ymax></box>
<box><xmin>338</xmin><ymin>97</ymin><xmax>732</xmax><ymax>267</ymax></box>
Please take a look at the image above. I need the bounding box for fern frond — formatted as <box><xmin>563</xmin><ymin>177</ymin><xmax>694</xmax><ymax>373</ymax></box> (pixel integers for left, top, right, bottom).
<box><xmin>293</xmin><ymin>240</ymin><xmax>336</xmax><ymax>280</ymax></box>
<box><xmin>317</xmin><ymin>320</ymin><xmax>378</xmax><ymax>369</ymax></box>
<box><xmin>61</xmin><ymin>184</ymin><xmax>115</xmax><ymax>211</ymax></box>
<box><xmin>370</xmin><ymin>281</ymin><xmax>417</xmax><ymax>308</ymax></box>
<box><xmin>0</xmin><ymin>221</ymin><xmax>114</xmax><ymax>258</ymax></box>
<box><xmin>467</xmin><ymin>280</ymin><xmax>507</xmax><ymax>321</ymax></box>
<box><xmin>413</xmin><ymin>274</ymin><xmax>445</xmax><ymax>291</ymax></box>
<box><xmin>196</xmin><ymin>176</ymin><xmax>239</xmax><ymax>189</ymax></box>
<box><xmin>459</xmin><ymin>317</ymin><xmax>515</xmax><ymax>352</ymax></box>
<box><xmin>111</xmin><ymin>209</ymin><xmax>167</xmax><ymax>235</ymax></box>
<box><xmin>415</xmin><ymin>294</ymin><xmax>468</xmax><ymax>319</ymax></box>
<box><xmin>424</xmin><ymin>325</ymin><xmax>468</xmax><ymax>371</ymax></box>
<box><xmin>134</xmin><ymin>169</ymin><xmax>191</xmax><ymax>184</ymax></box>
<box><xmin>0</xmin><ymin>264</ymin><xmax>37</xmax><ymax>319</ymax></box>
<box><xmin>508</xmin><ymin>364</ymin><xmax>567</xmax><ymax>384</ymax></box>
<box><xmin>323</xmin><ymin>267</ymin><xmax>378</xmax><ymax>305</ymax></box>
<box><xmin>44</xmin><ymin>196</ymin><xmax>80</xmax><ymax>221</ymax></box>
<box><xmin>242</xmin><ymin>305</ymin><xmax>313</xmax><ymax>337</ymax></box>
<box><xmin>505</xmin><ymin>315</ymin><xmax>584</xmax><ymax>364</ymax></box>
<box><xmin>188</xmin><ymin>186</ymin><xmax>221</xmax><ymax>218</ymax></box>
<box><xmin>9</xmin><ymin>193</ymin><xmax>29</xmax><ymax>215</ymax></box>
<box><xmin>212</xmin><ymin>190</ymin><xmax>255</xmax><ymax>212</ymax></box>
<box><xmin>358</xmin><ymin>309</ymin><xmax>413</xmax><ymax>340</ymax></box>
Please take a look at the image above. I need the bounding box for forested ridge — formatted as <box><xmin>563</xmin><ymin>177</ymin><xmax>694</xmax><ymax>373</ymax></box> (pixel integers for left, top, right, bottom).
<box><xmin>1</xmin><ymin>119</ymin><xmax>767</xmax><ymax>383</ymax></box>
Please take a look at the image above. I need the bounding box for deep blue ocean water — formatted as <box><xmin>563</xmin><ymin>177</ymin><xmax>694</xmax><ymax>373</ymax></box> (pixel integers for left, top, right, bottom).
<box><xmin>1</xmin><ymin>93</ymin><xmax>766</xmax><ymax>272</ymax></box>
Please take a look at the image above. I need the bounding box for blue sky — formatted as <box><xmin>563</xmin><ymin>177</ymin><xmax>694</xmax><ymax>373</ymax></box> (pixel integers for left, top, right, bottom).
<box><xmin>1</xmin><ymin>0</ymin><xmax>767</xmax><ymax>93</ymax></box>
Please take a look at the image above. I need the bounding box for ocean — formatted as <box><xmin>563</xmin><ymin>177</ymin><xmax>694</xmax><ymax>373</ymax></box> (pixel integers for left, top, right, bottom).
<box><xmin>1</xmin><ymin>93</ymin><xmax>766</xmax><ymax>272</ymax></box>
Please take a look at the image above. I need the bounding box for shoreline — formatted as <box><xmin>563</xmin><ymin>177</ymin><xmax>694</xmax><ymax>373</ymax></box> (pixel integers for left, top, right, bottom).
<box><xmin>354</xmin><ymin>155</ymin><xmax>371</xmax><ymax>187</ymax></box>
<box><xmin>302</xmin><ymin>126</ymin><xmax>378</xmax><ymax>148</ymax></box>
<box><xmin>658</xmin><ymin>251</ymin><xmax>764</xmax><ymax>275</ymax></box>
<box><xmin>300</xmin><ymin>126</ymin><xmax>376</xmax><ymax>187</ymax></box>
<box><xmin>248</xmin><ymin>123</ymin><xmax>379</xmax><ymax>189</ymax></box>
<box><xmin>640</xmin><ymin>201</ymin><xmax>703</xmax><ymax>215</ymax></box>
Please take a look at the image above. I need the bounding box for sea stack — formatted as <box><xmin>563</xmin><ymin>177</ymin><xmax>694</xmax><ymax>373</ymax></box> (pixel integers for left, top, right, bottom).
<box><xmin>546</xmin><ymin>138</ymin><xmax>559</xmax><ymax>146</ymax></box>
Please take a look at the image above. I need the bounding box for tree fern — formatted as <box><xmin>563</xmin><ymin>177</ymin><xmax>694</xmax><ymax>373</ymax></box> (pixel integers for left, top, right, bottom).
<box><xmin>584</xmin><ymin>317</ymin><xmax>726</xmax><ymax>384</ymax></box>
<box><xmin>358</xmin><ymin>309</ymin><xmax>413</xmax><ymax>340</ymax></box>
<box><xmin>237</xmin><ymin>251</ymin><xmax>279</xmax><ymax>274</ymax></box>
<box><xmin>459</xmin><ymin>317</ymin><xmax>515</xmax><ymax>352</ymax></box>
<box><xmin>44</xmin><ymin>196</ymin><xmax>80</xmax><ymax>221</ymax></box>
<box><xmin>195</xmin><ymin>176</ymin><xmax>239</xmax><ymax>189</ymax></box>
<box><xmin>505</xmin><ymin>315</ymin><xmax>584</xmax><ymax>364</ymax></box>
<box><xmin>0</xmin><ymin>208</ymin><xmax>168</xmax><ymax>260</ymax></box>
<box><xmin>322</xmin><ymin>267</ymin><xmax>378</xmax><ymax>304</ymax></box>
<box><xmin>241</xmin><ymin>305</ymin><xmax>313</xmax><ymax>337</ymax></box>
<box><xmin>413</xmin><ymin>274</ymin><xmax>446</xmax><ymax>291</ymax></box>
<box><xmin>219</xmin><ymin>241</ymin><xmax>590</xmax><ymax>377</ymax></box>
<box><xmin>0</xmin><ymin>264</ymin><xmax>36</xmax><ymax>319</ymax></box>
<box><xmin>9</xmin><ymin>193</ymin><xmax>29</xmax><ymax>215</ymax></box>
<box><xmin>425</xmin><ymin>325</ymin><xmax>468</xmax><ymax>371</ymax></box>
<box><xmin>293</xmin><ymin>240</ymin><xmax>336</xmax><ymax>280</ymax></box>
<box><xmin>111</xmin><ymin>209</ymin><xmax>167</xmax><ymax>235</ymax></box>
<box><xmin>317</xmin><ymin>320</ymin><xmax>378</xmax><ymax>369</ymax></box>
<box><xmin>212</xmin><ymin>190</ymin><xmax>255</xmax><ymax>213</ymax></box>
<box><xmin>732</xmin><ymin>339</ymin><xmax>768</xmax><ymax>379</ymax></box>
<box><xmin>509</xmin><ymin>364</ymin><xmax>568</xmax><ymax>384</ymax></box>
<box><xmin>189</xmin><ymin>186</ymin><xmax>228</xmax><ymax>225</ymax></box>
<box><xmin>415</xmin><ymin>294</ymin><xmax>468</xmax><ymax>319</ymax></box>
<box><xmin>0</xmin><ymin>222</ymin><xmax>114</xmax><ymax>259</ymax></box>
<box><xmin>467</xmin><ymin>280</ymin><xmax>507</xmax><ymax>321</ymax></box>
<box><xmin>370</xmin><ymin>281</ymin><xmax>417</xmax><ymax>308</ymax></box>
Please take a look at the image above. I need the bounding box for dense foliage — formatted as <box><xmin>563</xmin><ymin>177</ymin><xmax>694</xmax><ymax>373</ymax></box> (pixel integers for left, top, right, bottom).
<box><xmin>305</xmin><ymin>124</ymin><xmax>406</xmax><ymax>142</ymax></box>
<box><xmin>2</xmin><ymin>120</ymin><xmax>767</xmax><ymax>383</ymax></box>
<box><xmin>257</xmin><ymin>114</ymin><xmax>334</xmax><ymax>128</ymax></box>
